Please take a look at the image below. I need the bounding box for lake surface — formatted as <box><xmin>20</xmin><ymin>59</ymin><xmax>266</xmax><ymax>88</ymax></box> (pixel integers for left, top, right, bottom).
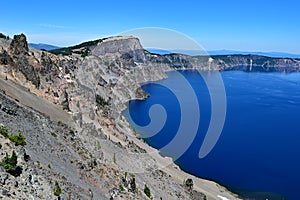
<box><xmin>125</xmin><ymin>70</ymin><xmax>300</xmax><ymax>200</ymax></box>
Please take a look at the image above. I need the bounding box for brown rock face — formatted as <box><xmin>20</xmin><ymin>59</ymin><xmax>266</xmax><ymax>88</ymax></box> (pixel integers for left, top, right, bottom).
<box><xmin>9</xmin><ymin>34</ymin><xmax>29</xmax><ymax>55</ymax></box>
<box><xmin>0</xmin><ymin>47</ymin><xmax>14</xmax><ymax>66</ymax></box>
<box><xmin>7</xmin><ymin>33</ymin><xmax>40</xmax><ymax>88</ymax></box>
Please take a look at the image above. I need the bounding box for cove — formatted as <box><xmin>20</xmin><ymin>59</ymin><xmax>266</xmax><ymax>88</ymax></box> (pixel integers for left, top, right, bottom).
<box><xmin>125</xmin><ymin>70</ymin><xmax>300</xmax><ymax>200</ymax></box>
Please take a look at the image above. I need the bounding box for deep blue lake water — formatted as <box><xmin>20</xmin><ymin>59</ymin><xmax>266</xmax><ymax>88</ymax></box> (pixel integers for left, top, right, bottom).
<box><xmin>125</xmin><ymin>70</ymin><xmax>300</xmax><ymax>200</ymax></box>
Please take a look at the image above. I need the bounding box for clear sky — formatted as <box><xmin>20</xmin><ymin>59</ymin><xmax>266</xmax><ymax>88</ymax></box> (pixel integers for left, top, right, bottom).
<box><xmin>1</xmin><ymin>0</ymin><xmax>300</xmax><ymax>53</ymax></box>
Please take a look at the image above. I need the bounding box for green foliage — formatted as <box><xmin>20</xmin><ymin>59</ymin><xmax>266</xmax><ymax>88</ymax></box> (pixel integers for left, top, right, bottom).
<box><xmin>53</xmin><ymin>181</ymin><xmax>62</xmax><ymax>196</ymax></box>
<box><xmin>93</xmin><ymin>159</ymin><xmax>97</xmax><ymax>167</ymax></box>
<box><xmin>95</xmin><ymin>94</ymin><xmax>109</xmax><ymax>107</ymax></box>
<box><xmin>144</xmin><ymin>184</ymin><xmax>151</xmax><ymax>198</ymax></box>
<box><xmin>51</xmin><ymin>132</ymin><xmax>57</xmax><ymax>137</ymax></box>
<box><xmin>80</xmin><ymin>48</ymin><xmax>90</xmax><ymax>57</ymax></box>
<box><xmin>185</xmin><ymin>178</ymin><xmax>194</xmax><ymax>191</ymax></box>
<box><xmin>69</xmin><ymin>38</ymin><xmax>105</xmax><ymax>50</ymax></box>
<box><xmin>1</xmin><ymin>151</ymin><xmax>17</xmax><ymax>170</ymax></box>
<box><xmin>95</xmin><ymin>141</ymin><xmax>101</xmax><ymax>149</ymax></box>
<box><xmin>124</xmin><ymin>171</ymin><xmax>128</xmax><ymax>180</ymax></box>
<box><xmin>49</xmin><ymin>47</ymin><xmax>73</xmax><ymax>56</ymax></box>
<box><xmin>49</xmin><ymin>38</ymin><xmax>106</xmax><ymax>56</ymax></box>
<box><xmin>0</xmin><ymin>126</ymin><xmax>26</xmax><ymax>146</ymax></box>
<box><xmin>130</xmin><ymin>173</ymin><xmax>135</xmax><ymax>178</ymax></box>
<box><xmin>119</xmin><ymin>184</ymin><xmax>124</xmax><ymax>192</ymax></box>
<box><xmin>0</xmin><ymin>126</ymin><xmax>9</xmax><ymax>137</ymax></box>
<box><xmin>0</xmin><ymin>151</ymin><xmax>22</xmax><ymax>176</ymax></box>
<box><xmin>9</xmin><ymin>131</ymin><xmax>26</xmax><ymax>146</ymax></box>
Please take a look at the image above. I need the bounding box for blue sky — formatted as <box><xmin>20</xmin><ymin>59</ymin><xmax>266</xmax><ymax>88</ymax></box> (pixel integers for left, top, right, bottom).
<box><xmin>1</xmin><ymin>0</ymin><xmax>300</xmax><ymax>53</ymax></box>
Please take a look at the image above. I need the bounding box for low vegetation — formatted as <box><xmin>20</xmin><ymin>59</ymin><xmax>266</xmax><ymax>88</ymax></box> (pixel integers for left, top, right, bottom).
<box><xmin>9</xmin><ymin>131</ymin><xmax>26</xmax><ymax>146</ymax></box>
<box><xmin>0</xmin><ymin>126</ymin><xmax>26</xmax><ymax>146</ymax></box>
<box><xmin>185</xmin><ymin>178</ymin><xmax>194</xmax><ymax>192</ymax></box>
<box><xmin>49</xmin><ymin>38</ymin><xmax>107</xmax><ymax>56</ymax></box>
<box><xmin>95</xmin><ymin>94</ymin><xmax>109</xmax><ymax>107</ymax></box>
<box><xmin>0</xmin><ymin>125</ymin><xmax>9</xmax><ymax>137</ymax></box>
<box><xmin>0</xmin><ymin>151</ymin><xmax>22</xmax><ymax>176</ymax></box>
<box><xmin>144</xmin><ymin>184</ymin><xmax>151</xmax><ymax>199</ymax></box>
<box><xmin>53</xmin><ymin>181</ymin><xmax>62</xmax><ymax>196</ymax></box>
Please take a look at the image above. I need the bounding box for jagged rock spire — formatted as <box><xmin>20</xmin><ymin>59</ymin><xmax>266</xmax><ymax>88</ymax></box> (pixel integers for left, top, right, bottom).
<box><xmin>9</xmin><ymin>33</ymin><xmax>29</xmax><ymax>55</ymax></box>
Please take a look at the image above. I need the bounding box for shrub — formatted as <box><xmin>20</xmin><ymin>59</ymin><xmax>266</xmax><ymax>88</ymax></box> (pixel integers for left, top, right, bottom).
<box><xmin>9</xmin><ymin>131</ymin><xmax>26</xmax><ymax>146</ymax></box>
<box><xmin>119</xmin><ymin>184</ymin><xmax>124</xmax><ymax>192</ymax></box>
<box><xmin>0</xmin><ymin>151</ymin><xmax>22</xmax><ymax>176</ymax></box>
<box><xmin>93</xmin><ymin>159</ymin><xmax>97</xmax><ymax>167</ymax></box>
<box><xmin>144</xmin><ymin>184</ymin><xmax>151</xmax><ymax>198</ymax></box>
<box><xmin>0</xmin><ymin>127</ymin><xmax>26</xmax><ymax>146</ymax></box>
<box><xmin>130</xmin><ymin>177</ymin><xmax>136</xmax><ymax>193</ymax></box>
<box><xmin>0</xmin><ymin>126</ymin><xmax>9</xmax><ymax>137</ymax></box>
<box><xmin>53</xmin><ymin>181</ymin><xmax>62</xmax><ymax>196</ymax></box>
<box><xmin>81</xmin><ymin>48</ymin><xmax>90</xmax><ymax>57</ymax></box>
<box><xmin>185</xmin><ymin>178</ymin><xmax>194</xmax><ymax>191</ymax></box>
<box><xmin>95</xmin><ymin>94</ymin><xmax>109</xmax><ymax>107</ymax></box>
<box><xmin>124</xmin><ymin>171</ymin><xmax>128</xmax><ymax>180</ymax></box>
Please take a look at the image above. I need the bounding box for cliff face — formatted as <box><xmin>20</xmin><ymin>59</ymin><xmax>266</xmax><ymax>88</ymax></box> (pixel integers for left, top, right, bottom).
<box><xmin>0</xmin><ymin>47</ymin><xmax>14</xmax><ymax>66</ymax></box>
<box><xmin>2</xmin><ymin>32</ymin><xmax>297</xmax><ymax>200</ymax></box>
<box><xmin>148</xmin><ymin>53</ymin><xmax>300</xmax><ymax>72</ymax></box>
<box><xmin>91</xmin><ymin>36</ymin><xmax>146</xmax><ymax>63</ymax></box>
<box><xmin>210</xmin><ymin>54</ymin><xmax>300</xmax><ymax>72</ymax></box>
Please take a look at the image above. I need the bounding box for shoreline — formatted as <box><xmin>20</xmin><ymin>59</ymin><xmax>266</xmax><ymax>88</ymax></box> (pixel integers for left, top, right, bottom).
<box><xmin>119</xmin><ymin>69</ymin><xmax>241</xmax><ymax>200</ymax></box>
<box><xmin>119</xmin><ymin>115</ymin><xmax>241</xmax><ymax>200</ymax></box>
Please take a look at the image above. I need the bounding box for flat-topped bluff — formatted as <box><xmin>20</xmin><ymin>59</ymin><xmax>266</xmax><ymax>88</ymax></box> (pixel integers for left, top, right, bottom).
<box><xmin>48</xmin><ymin>36</ymin><xmax>146</xmax><ymax>62</ymax></box>
<box><xmin>90</xmin><ymin>36</ymin><xmax>146</xmax><ymax>62</ymax></box>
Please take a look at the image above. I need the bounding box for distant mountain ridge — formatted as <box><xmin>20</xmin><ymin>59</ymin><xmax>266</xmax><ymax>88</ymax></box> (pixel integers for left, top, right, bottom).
<box><xmin>207</xmin><ymin>50</ymin><xmax>300</xmax><ymax>59</ymax></box>
<box><xmin>29</xmin><ymin>43</ymin><xmax>61</xmax><ymax>50</ymax></box>
<box><xmin>146</xmin><ymin>48</ymin><xmax>300</xmax><ymax>59</ymax></box>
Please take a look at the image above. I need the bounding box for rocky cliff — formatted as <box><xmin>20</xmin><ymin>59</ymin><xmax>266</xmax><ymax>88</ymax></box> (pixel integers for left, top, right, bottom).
<box><xmin>2</xmin><ymin>32</ymin><xmax>288</xmax><ymax>200</ymax></box>
<box><xmin>148</xmin><ymin>53</ymin><xmax>300</xmax><ymax>72</ymax></box>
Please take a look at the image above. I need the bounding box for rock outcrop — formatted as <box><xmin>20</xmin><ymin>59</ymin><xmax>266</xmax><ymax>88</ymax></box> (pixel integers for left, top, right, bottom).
<box><xmin>2</xmin><ymin>34</ymin><xmax>41</xmax><ymax>88</ymax></box>
<box><xmin>91</xmin><ymin>36</ymin><xmax>146</xmax><ymax>63</ymax></box>
<box><xmin>0</xmin><ymin>47</ymin><xmax>14</xmax><ymax>66</ymax></box>
<box><xmin>9</xmin><ymin>34</ymin><xmax>29</xmax><ymax>56</ymax></box>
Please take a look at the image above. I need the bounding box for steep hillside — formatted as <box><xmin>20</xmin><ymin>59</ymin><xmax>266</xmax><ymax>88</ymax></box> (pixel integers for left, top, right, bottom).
<box><xmin>0</xmin><ymin>92</ymin><xmax>107</xmax><ymax>199</ymax></box>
